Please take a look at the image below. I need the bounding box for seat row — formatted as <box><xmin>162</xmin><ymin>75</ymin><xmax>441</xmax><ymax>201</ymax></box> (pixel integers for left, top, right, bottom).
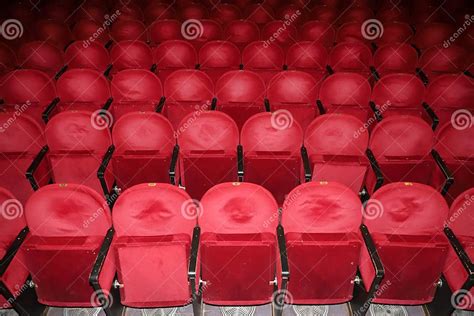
<box><xmin>1</xmin><ymin>181</ymin><xmax>473</xmax><ymax>315</ymax></box>
<box><xmin>1</xmin><ymin>109</ymin><xmax>471</xmax><ymax>209</ymax></box>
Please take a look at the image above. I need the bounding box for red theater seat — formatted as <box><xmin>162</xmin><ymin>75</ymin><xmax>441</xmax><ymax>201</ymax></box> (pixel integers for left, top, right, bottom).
<box><xmin>198</xmin><ymin>182</ymin><xmax>279</xmax><ymax>305</ymax></box>
<box><xmin>304</xmin><ymin>114</ymin><xmax>369</xmax><ymax>194</ymax></box>
<box><xmin>261</xmin><ymin>20</ymin><xmax>298</xmax><ymax>48</ymax></box>
<box><xmin>144</xmin><ymin>3</ymin><xmax>176</xmax><ymax>24</ymax></box>
<box><xmin>65</xmin><ymin>41</ymin><xmax>110</xmax><ymax>73</ymax></box>
<box><xmin>112</xmin><ymin>113</ymin><xmax>176</xmax><ymax>189</ymax></box>
<box><xmin>318</xmin><ymin>72</ymin><xmax>372</xmax><ymax>124</ymax></box>
<box><xmin>149</xmin><ymin>20</ymin><xmax>182</xmax><ymax>45</ymax></box>
<box><xmin>42</xmin><ymin>111</ymin><xmax>115</xmax><ymax>197</ymax></box>
<box><xmin>267</xmin><ymin>71</ymin><xmax>320</xmax><ymax>130</ymax></box>
<box><xmin>245</xmin><ymin>4</ymin><xmax>275</xmax><ymax>26</ymax></box>
<box><xmin>336</xmin><ymin>22</ymin><xmax>371</xmax><ymax>46</ymax></box>
<box><xmin>109</xmin><ymin>41</ymin><xmax>153</xmax><ymax>73</ymax></box>
<box><xmin>17</xmin><ymin>41</ymin><xmax>64</xmax><ymax>78</ymax></box>
<box><xmin>224</xmin><ymin>20</ymin><xmax>260</xmax><ymax>50</ymax></box>
<box><xmin>35</xmin><ymin>19</ymin><xmax>73</xmax><ymax>50</ymax></box>
<box><xmin>176</xmin><ymin>112</ymin><xmax>239</xmax><ymax>199</ymax></box>
<box><xmin>71</xmin><ymin>19</ymin><xmax>111</xmax><ymax>45</ymax></box>
<box><xmin>110</xmin><ymin>19</ymin><xmax>147</xmax><ymax>42</ymax></box>
<box><xmin>241</xmin><ymin>112</ymin><xmax>304</xmax><ymax>204</ymax></box>
<box><xmin>0</xmin><ymin>188</ymin><xmax>29</xmax><ymax>314</ymax></box>
<box><xmin>163</xmin><ymin>69</ymin><xmax>214</xmax><ymax>128</ymax></box>
<box><xmin>181</xmin><ymin>2</ymin><xmax>208</xmax><ymax>20</ymax></box>
<box><xmin>281</xmin><ymin>181</ymin><xmax>362</xmax><ymax>304</ymax></box>
<box><xmin>286</xmin><ymin>41</ymin><xmax>328</xmax><ymax>82</ymax></box>
<box><xmin>339</xmin><ymin>6</ymin><xmax>374</xmax><ymax>24</ymax></box>
<box><xmin>198</xmin><ymin>41</ymin><xmax>241</xmax><ymax>83</ymax></box>
<box><xmin>310</xmin><ymin>5</ymin><xmax>338</xmax><ymax>24</ymax></box>
<box><xmin>110</xmin><ymin>69</ymin><xmax>164</xmax><ymax>119</ymax></box>
<box><xmin>418</xmin><ymin>45</ymin><xmax>469</xmax><ymax>81</ymax></box>
<box><xmin>374</xmin><ymin>22</ymin><xmax>413</xmax><ymax>47</ymax></box>
<box><xmin>242</xmin><ymin>41</ymin><xmax>284</xmax><ymax>84</ymax></box>
<box><xmin>23</xmin><ymin>184</ymin><xmax>115</xmax><ymax>309</ymax></box>
<box><xmin>210</xmin><ymin>3</ymin><xmax>241</xmax><ymax>23</ymax></box>
<box><xmin>443</xmin><ymin>189</ymin><xmax>474</xmax><ymax>311</ymax></box>
<box><xmin>153</xmin><ymin>40</ymin><xmax>198</xmax><ymax>83</ymax></box>
<box><xmin>110</xmin><ymin>183</ymin><xmax>198</xmax><ymax>308</ymax></box>
<box><xmin>413</xmin><ymin>23</ymin><xmax>456</xmax><ymax>51</ymax></box>
<box><xmin>299</xmin><ymin>21</ymin><xmax>335</xmax><ymax>48</ymax></box>
<box><xmin>373</xmin><ymin>43</ymin><xmax>418</xmax><ymax>77</ymax></box>
<box><xmin>328</xmin><ymin>41</ymin><xmax>373</xmax><ymax>78</ymax></box>
<box><xmin>359</xmin><ymin>183</ymin><xmax>449</xmax><ymax>306</ymax></box>
<box><xmin>215</xmin><ymin>70</ymin><xmax>266</xmax><ymax>129</ymax></box>
<box><xmin>189</xmin><ymin>20</ymin><xmax>223</xmax><ymax>50</ymax></box>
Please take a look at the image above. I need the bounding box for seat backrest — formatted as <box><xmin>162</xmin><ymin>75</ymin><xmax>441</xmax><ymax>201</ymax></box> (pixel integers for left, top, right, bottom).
<box><xmin>110</xmin><ymin>40</ymin><xmax>153</xmax><ymax>71</ymax></box>
<box><xmin>261</xmin><ymin>20</ymin><xmax>298</xmax><ymax>47</ymax></box>
<box><xmin>65</xmin><ymin>41</ymin><xmax>110</xmax><ymax>72</ymax></box>
<box><xmin>188</xmin><ymin>20</ymin><xmax>223</xmax><ymax>46</ymax></box>
<box><xmin>300</xmin><ymin>20</ymin><xmax>336</xmax><ymax>47</ymax></box>
<box><xmin>56</xmin><ymin>68</ymin><xmax>110</xmax><ymax>104</ymax></box>
<box><xmin>267</xmin><ymin>71</ymin><xmax>319</xmax><ymax>104</ymax></box>
<box><xmin>425</xmin><ymin>74</ymin><xmax>473</xmax><ymax>110</ymax></box>
<box><xmin>305</xmin><ymin>113</ymin><xmax>368</xmax><ymax>157</ymax></box>
<box><xmin>447</xmin><ymin>188</ymin><xmax>474</xmax><ymax>239</ymax></box>
<box><xmin>35</xmin><ymin>19</ymin><xmax>73</xmax><ymax>49</ymax></box>
<box><xmin>372</xmin><ymin>74</ymin><xmax>425</xmax><ymax>109</ymax></box>
<box><xmin>0</xmin><ymin>69</ymin><xmax>56</xmax><ymax>105</ymax></box>
<box><xmin>435</xmin><ymin>122</ymin><xmax>474</xmax><ymax>161</ymax></box>
<box><xmin>18</xmin><ymin>41</ymin><xmax>64</xmax><ymax>76</ymax></box>
<box><xmin>110</xmin><ymin>19</ymin><xmax>147</xmax><ymax>42</ymax></box>
<box><xmin>144</xmin><ymin>3</ymin><xmax>175</xmax><ymax>24</ymax></box>
<box><xmin>215</xmin><ymin>70</ymin><xmax>265</xmax><ymax>104</ymax></box>
<box><xmin>340</xmin><ymin>6</ymin><xmax>373</xmax><ymax>24</ymax></box>
<box><xmin>211</xmin><ymin>3</ymin><xmax>241</xmax><ymax>23</ymax></box>
<box><xmin>319</xmin><ymin>72</ymin><xmax>371</xmax><ymax>108</ymax></box>
<box><xmin>373</xmin><ymin>43</ymin><xmax>418</xmax><ymax>75</ymax></box>
<box><xmin>329</xmin><ymin>41</ymin><xmax>372</xmax><ymax>73</ymax></box>
<box><xmin>310</xmin><ymin>5</ymin><xmax>338</xmax><ymax>24</ymax></box>
<box><xmin>286</xmin><ymin>41</ymin><xmax>328</xmax><ymax>71</ymax></box>
<box><xmin>375</xmin><ymin>22</ymin><xmax>413</xmax><ymax>46</ymax></box>
<box><xmin>153</xmin><ymin>40</ymin><xmax>197</xmax><ymax>69</ymax></box>
<box><xmin>242</xmin><ymin>41</ymin><xmax>284</xmax><ymax>70</ymax></box>
<box><xmin>413</xmin><ymin>23</ymin><xmax>456</xmax><ymax>50</ymax></box>
<box><xmin>111</xmin><ymin>69</ymin><xmax>163</xmax><ymax>102</ymax></box>
<box><xmin>181</xmin><ymin>2</ymin><xmax>208</xmax><ymax>19</ymax></box>
<box><xmin>245</xmin><ymin>4</ymin><xmax>275</xmax><ymax>26</ymax></box>
<box><xmin>224</xmin><ymin>20</ymin><xmax>260</xmax><ymax>47</ymax></box>
<box><xmin>336</xmin><ymin>22</ymin><xmax>370</xmax><ymax>45</ymax></box>
<box><xmin>149</xmin><ymin>19</ymin><xmax>182</xmax><ymax>44</ymax></box>
<box><xmin>198</xmin><ymin>40</ymin><xmax>241</xmax><ymax>69</ymax></box>
<box><xmin>369</xmin><ymin>115</ymin><xmax>434</xmax><ymax>160</ymax></box>
<box><xmin>164</xmin><ymin>69</ymin><xmax>214</xmax><ymax>102</ymax></box>
<box><xmin>72</xmin><ymin>19</ymin><xmax>111</xmax><ymax>44</ymax></box>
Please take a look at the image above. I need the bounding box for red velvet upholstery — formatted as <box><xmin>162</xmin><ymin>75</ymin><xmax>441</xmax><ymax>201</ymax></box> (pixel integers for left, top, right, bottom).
<box><xmin>110</xmin><ymin>19</ymin><xmax>147</xmax><ymax>42</ymax></box>
<box><xmin>112</xmin><ymin>183</ymin><xmax>196</xmax><ymax>307</ymax></box>
<box><xmin>164</xmin><ymin>69</ymin><xmax>214</xmax><ymax>128</ymax></box>
<box><xmin>242</xmin><ymin>41</ymin><xmax>284</xmax><ymax>84</ymax></box>
<box><xmin>261</xmin><ymin>21</ymin><xmax>297</xmax><ymax>48</ymax></box>
<box><xmin>144</xmin><ymin>3</ymin><xmax>176</xmax><ymax>24</ymax></box>
<box><xmin>71</xmin><ymin>19</ymin><xmax>111</xmax><ymax>44</ymax></box>
<box><xmin>435</xmin><ymin>123</ymin><xmax>474</xmax><ymax>204</ymax></box>
<box><xmin>198</xmin><ymin>41</ymin><xmax>241</xmax><ymax>83</ymax></box>
<box><xmin>318</xmin><ymin>72</ymin><xmax>371</xmax><ymax>123</ymax></box>
<box><xmin>299</xmin><ymin>21</ymin><xmax>335</xmax><ymax>48</ymax></box>
<box><xmin>0</xmin><ymin>188</ymin><xmax>28</xmax><ymax>309</ymax></box>
<box><xmin>17</xmin><ymin>41</ymin><xmax>64</xmax><ymax>78</ymax></box>
<box><xmin>329</xmin><ymin>41</ymin><xmax>372</xmax><ymax>78</ymax></box>
<box><xmin>199</xmin><ymin>182</ymin><xmax>279</xmax><ymax>305</ymax></box>
<box><xmin>310</xmin><ymin>5</ymin><xmax>338</xmax><ymax>24</ymax></box>
<box><xmin>189</xmin><ymin>20</ymin><xmax>223</xmax><ymax>50</ymax></box>
<box><xmin>215</xmin><ymin>70</ymin><xmax>266</xmax><ymax>129</ymax></box>
<box><xmin>177</xmin><ymin>111</ymin><xmax>239</xmax><ymax>199</ymax></box>
<box><xmin>371</xmin><ymin>73</ymin><xmax>425</xmax><ymax>118</ymax></box>
<box><xmin>112</xmin><ymin>112</ymin><xmax>175</xmax><ymax>189</ymax></box>
<box><xmin>374</xmin><ymin>22</ymin><xmax>413</xmax><ymax>46</ymax></box>
<box><xmin>245</xmin><ymin>4</ymin><xmax>275</xmax><ymax>26</ymax></box>
<box><xmin>23</xmin><ymin>184</ymin><xmax>115</xmax><ymax>307</ymax></box>
<box><xmin>367</xmin><ymin>115</ymin><xmax>441</xmax><ymax>194</ymax></box>
<box><xmin>154</xmin><ymin>40</ymin><xmax>198</xmax><ymax>83</ymax></box>
<box><xmin>282</xmin><ymin>181</ymin><xmax>362</xmax><ymax>304</ymax></box>
<box><xmin>56</xmin><ymin>69</ymin><xmax>111</xmax><ymax>113</ymax></box>
<box><xmin>0</xmin><ymin>113</ymin><xmax>49</xmax><ymax>204</ymax></box>
<box><xmin>149</xmin><ymin>20</ymin><xmax>182</xmax><ymax>45</ymax></box>
<box><xmin>45</xmin><ymin>111</ymin><xmax>114</xmax><ymax>195</ymax></box>
<box><xmin>35</xmin><ymin>20</ymin><xmax>73</xmax><ymax>50</ymax></box>
<box><xmin>424</xmin><ymin>74</ymin><xmax>474</xmax><ymax>127</ymax></box>
<box><xmin>267</xmin><ymin>71</ymin><xmax>320</xmax><ymax>130</ymax></box>
<box><xmin>373</xmin><ymin>43</ymin><xmax>418</xmax><ymax>77</ymax></box>
<box><xmin>65</xmin><ymin>41</ymin><xmax>110</xmax><ymax>72</ymax></box>
<box><xmin>360</xmin><ymin>183</ymin><xmax>449</xmax><ymax>305</ymax></box>
<box><xmin>181</xmin><ymin>3</ymin><xmax>208</xmax><ymax>20</ymax></box>
<box><xmin>241</xmin><ymin>112</ymin><xmax>303</xmax><ymax>205</ymax></box>
<box><xmin>110</xmin><ymin>69</ymin><xmax>163</xmax><ymax>119</ymax></box>
<box><xmin>0</xmin><ymin>43</ymin><xmax>16</xmax><ymax>75</ymax></box>
<box><xmin>286</xmin><ymin>42</ymin><xmax>328</xmax><ymax>83</ymax></box>
<box><xmin>419</xmin><ymin>45</ymin><xmax>468</xmax><ymax>80</ymax></box>
<box><xmin>211</xmin><ymin>4</ymin><xmax>241</xmax><ymax>23</ymax></box>
<box><xmin>224</xmin><ymin>20</ymin><xmax>260</xmax><ymax>50</ymax></box>
<box><xmin>413</xmin><ymin>23</ymin><xmax>456</xmax><ymax>50</ymax></box>
<box><xmin>336</xmin><ymin>22</ymin><xmax>371</xmax><ymax>46</ymax></box>
<box><xmin>443</xmin><ymin>189</ymin><xmax>474</xmax><ymax>310</ymax></box>
<box><xmin>110</xmin><ymin>41</ymin><xmax>153</xmax><ymax>72</ymax></box>
<box><xmin>340</xmin><ymin>6</ymin><xmax>373</xmax><ymax>24</ymax></box>
<box><xmin>0</xmin><ymin>69</ymin><xmax>56</xmax><ymax>123</ymax></box>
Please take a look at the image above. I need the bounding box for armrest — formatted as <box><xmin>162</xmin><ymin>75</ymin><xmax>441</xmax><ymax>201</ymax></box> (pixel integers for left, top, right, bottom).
<box><xmin>301</xmin><ymin>146</ymin><xmax>312</xmax><ymax>183</ymax></box>
<box><xmin>264</xmin><ymin>98</ymin><xmax>271</xmax><ymax>112</ymax></box>
<box><xmin>103</xmin><ymin>64</ymin><xmax>113</xmax><ymax>78</ymax></box>
<box><xmin>211</xmin><ymin>97</ymin><xmax>217</xmax><ymax>111</ymax></box>
<box><xmin>195</xmin><ymin>63</ymin><xmax>200</xmax><ymax>70</ymax></box>
<box><xmin>359</xmin><ymin>224</ymin><xmax>385</xmax><ymax>315</ymax></box>
<box><xmin>169</xmin><ymin>144</ymin><xmax>179</xmax><ymax>185</ymax></box>
<box><xmin>237</xmin><ymin>144</ymin><xmax>244</xmax><ymax>182</ymax></box>
<box><xmin>326</xmin><ymin>65</ymin><xmax>334</xmax><ymax>75</ymax></box>
<box><xmin>0</xmin><ymin>227</ymin><xmax>29</xmax><ymax>277</ymax></box>
<box><xmin>54</xmin><ymin>65</ymin><xmax>68</xmax><ymax>80</ymax></box>
<box><xmin>97</xmin><ymin>145</ymin><xmax>115</xmax><ymax>198</ymax></box>
<box><xmin>366</xmin><ymin>149</ymin><xmax>384</xmax><ymax>192</ymax></box>
<box><xmin>42</xmin><ymin>97</ymin><xmax>60</xmax><ymax>123</ymax></box>
<box><xmin>369</xmin><ymin>101</ymin><xmax>383</xmax><ymax>122</ymax></box>
<box><xmin>370</xmin><ymin>66</ymin><xmax>380</xmax><ymax>82</ymax></box>
<box><xmin>155</xmin><ymin>96</ymin><xmax>166</xmax><ymax>113</ymax></box>
<box><xmin>277</xmin><ymin>225</ymin><xmax>290</xmax><ymax>282</ymax></box>
<box><xmin>89</xmin><ymin>228</ymin><xmax>114</xmax><ymax>311</ymax></box>
<box><xmin>150</xmin><ymin>64</ymin><xmax>157</xmax><ymax>73</ymax></box>
<box><xmin>105</xmin><ymin>40</ymin><xmax>113</xmax><ymax>49</ymax></box>
<box><xmin>431</xmin><ymin>149</ymin><xmax>454</xmax><ymax>196</ymax></box>
<box><xmin>26</xmin><ymin>145</ymin><xmax>49</xmax><ymax>191</ymax></box>
<box><xmin>316</xmin><ymin>100</ymin><xmax>325</xmax><ymax>115</ymax></box>
<box><xmin>444</xmin><ymin>227</ymin><xmax>474</xmax><ymax>290</ymax></box>
<box><xmin>464</xmin><ymin>71</ymin><xmax>474</xmax><ymax>78</ymax></box>
<box><xmin>188</xmin><ymin>226</ymin><xmax>201</xmax><ymax>283</ymax></box>
<box><xmin>416</xmin><ymin>68</ymin><xmax>429</xmax><ymax>85</ymax></box>
<box><xmin>102</xmin><ymin>97</ymin><xmax>113</xmax><ymax>112</ymax></box>
<box><xmin>422</xmin><ymin>102</ymin><xmax>439</xmax><ymax>130</ymax></box>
